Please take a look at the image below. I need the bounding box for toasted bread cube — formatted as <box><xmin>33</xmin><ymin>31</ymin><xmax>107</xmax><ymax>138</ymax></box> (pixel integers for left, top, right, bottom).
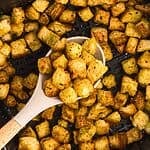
<box><xmin>46</xmin><ymin>3</ymin><xmax>65</xmax><ymax>20</ymax></box>
<box><xmin>131</xmin><ymin>110</ymin><xmax>149</xmax><ymax>130</ymax></box>
<box><xmin>105</xmin><ymin>111</ymin><xmax>121</xmax><ymax>125</ymax></box>
<box><xmin>97</xmin><ymin>90</ymin><xmax>114</xmax><ymax>106</ymax></box>
<box><xmin>77</xmin><ymin>124</ymin><xmax>96</xmax><ymax>142</ymax></box>
<box><xmin>25</xmin><ymin>32</ymin><xmax>41</xmax><ymax>52</ymax></box>
<box><xmin>75</xmin><ymin>106</ymin><xmax>88</xmax><ymax>117</ymax></box>
<box><xmin>114</xmin><ymin>92</ymin><xmax>128</xmax><ymax>109</ymax></box>
<box><xmin>94</xmin><ymin>136</ymin><xmax>110</xmax><ymax>150</ymax></box>
<box><xmin>52</xmin><ymin>125</ymin><xmax>70</xmax><ymax>143</ymax></box>
<box><xmin>121</xmin><ymin>7</ymin><xmax>142</xmax><ymax>23</ymax></box>
<box><xmin>25</xmin><ymin>6</ymin><xmax>40</xmax><ymax>20</ymax></box>
<box><xmin>94</xmin><ymin>8</ymin><xmax>110</xmax><ymax>25</ymax></box>
<box><xmin>57</xmin><ymin>144</ymin><xmax>71</xmax><ymax>150</ymax></box>
<box><xmin>20</xmin><ymin>126</ymin><xmax>37</xmax><ymax>138</ymax></box>
<box><xmin>52</xmin><ymin>38</ymin><xmax>66</xmax><ymax>52</ymax></box>
<box><xmin>0</xmin><ymin>71</ymin><xmax>9</xmax><ymax>83</ymax></box>
<box><xmin>58</xmin><ymin>119</ymin><xmax>68</xmax><ymax>128</ymax></box>
<box><xmin>40</xmin><ymin>137</ymin><xmax>60</xmax><ymax>150</ymax></box>
<box><xmin>109</xmin><ymin>17</ymin><xmax>125</xmax><ymax>31</ymax></box>
<box><xmin>23</xmin><ymin>73</ymin><xmax>38</xmax><ymax>89</ymax></box>
<box><xmin>11</xmin><ymin>23</ymin><xmax>24</xmax><ymax>37</ymax></box>
<box><xmin>95</xmin><ymin>119</ymin><xmax>110</xmax><ymax>135</ymax></box>
<box><xmin>138</xmin><ymin>51</ymin><xmax>150</xmax><ymax>69</ymax></box>
<box><xmin>62</xmin><ymin>105</ymin><xmax>75</xmax><ymax>123</ymax></box>
<box><xmin>136</xmin><ymin>19</ymin><xmax>150</xmax><ymax>38</ymax></box>
<box><xmin>146</xmin><ymin>86</ymin><xmax>150</xmax><ymax>100</ymax></box>
<box><xmin>1</xmin><ymin>33</ymin><xmax>12</xmax><ymax>42</ymax></box>
<box><xmin>121</xmin><ymin>57</ymin><xmax>138</xmax><ymax>75</ymax></box>
<box><xmin>25</xmin><ymin>22</ymin><xmax>39</xmax><ymax>32</ymax></box>
<box><xmin>125</xmin><ymin>23</ymin><xmax>141</xmax><ymax>38</ymax></box>
<box><xmin>125</xmin><ymin>37</ymin><xmax>138</xmax><ymax>54</ymax></box>
<box><xmin>88</xmin><ymin>0</ymin><xmax>117</xmax><ymax>6</ymax></box>
<box><xmin>38</xmin><ymin>26</ymin><xmax>60</xmax><ymax>48</ymax></box>
<box><xmin>11</xmin><ymin>39</ymin><xmax>29</xmax><ymax>58</ymax></box>
<box><xmin>0</xmin><ymin>43</ymin><xmax>11</xmax><ymax>58</ymax></box>
<box><xmin>67</xmin><ymin>101</ymin><xmax>79</xmax><ymax>109</ymax></box>
<box><xmin>70</xmin><ymin>0</ymin><xmax>87</xmax><ymax>7</ymax></box>
<box><xmin>19</xmin><ymin>137</ymin><xmax>40</xmax><ymax>150</ymax></box>
<box><xmin>91</xmin><ymin>27</ymin><xmax>108</xmax><ymax>43</ymax></box>
<box><xmin>137</xmin><ymin>40</ymin><xmax>150</xmax><ymax>52</ymax></box>
<box><xmin>0</xmin><ymin>18</ymin><xmax>11</xmax><ymax>37</ymax></box>
<box><xmin>102</xmin><ymin>74</ymin><xmax>116</xmax><ymax>89</ymax></box>
<box><xmin>111</xmin><ymin>2</ymin><xmax>126</xmax><ymax>17</ymax></box>
<box><xmin>101</xmin><ymin>42</ymin><xmax>113</xmax><ymax>61</ymax></box>
<box><xmin>138</xmin><ymin>69</ymin><xmax>150</xmax><ymax>86</ymax></box>
<box><xmin>0</xmin><ymin>84</ymin><xmax>9</xmax><ymax>100</ymax></box>
<box><xmin>3</xmin><ymin>63</ymin><xmax>15</xmax><ymax>77</ymax></box>
<box><xmin>35</xmin><ymin>121</ymin><xmax>50</xmax><ymax>139</ymax></box>
<box><xmin>121</xmin><ymin>76</ymin><xmax>138</xmax><ymax>96</ymax></box>
<box><xmin>59</xmin><ymin>9</ymin><xmax>76</xmax><ymax>24</ymax></box>
<box><xmin>41</xmin><ymin>107</ymin><xmax>56</xmax><ymax>120</ymax></box>
<box><xmin>39</xmin><ymin>13</ymin><xmax>49</xmax><ymax>25</ymax></box>
<box><xmin>87</xmin><ymin>60</ymin><xmax>108</xmax><ymax>84</ymax></box>
<box><xmin>120</xmin><ymin>104</ymin><xmax>137</xmax><ymax>117</ymax></box>
<box><xmin>79</xmin><ymin>142</ymin><xmax>94</xmax><ymax>150</ymax></box>
<box><xmin>87</xmin><ymin>103</ymin><xmax>112</xmax><ymax>120</ymax></box>
<box><xmin>56</xmin><ymin>0</ymin><xmax>69</xmax><ymax>4</ymax></box>
<box><xmin>50</xmin><ymin>51</ymin><xmax>62</xmax><ymax>61</ymax></box>
<box><xmin>32</xmin><ymin>0</ymin><xmax>49</xmax><ymax>12</ymax></box>
<box><xmin>11</xmin><ymin>7</ymin><xmax>25</xmax><ymax>24</ymax></box>
<box><xmin>78</xmin><ymin>7</ymin><xmax>94</xmax><ymax>22</ymax></box>
<box><xmin>10</xmin><ymin>76</ymin><xmax>23</xmax><ymax>91</ymax></box>
<box><xmin>48</xmin><ymin>21</ymin><xmax>72</xmax><ymax>36</ymax></box>
<box><xmin>126</xmin><ymin>128</ymin><xmax>142</xmax><ymax>144</ymax></box>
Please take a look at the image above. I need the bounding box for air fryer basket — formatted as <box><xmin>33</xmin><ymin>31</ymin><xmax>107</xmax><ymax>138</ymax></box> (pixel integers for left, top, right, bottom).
<box><xmin>0</xmin><ymin>0</ymin><xmax>150</xmax><ymax>150</ymax></box>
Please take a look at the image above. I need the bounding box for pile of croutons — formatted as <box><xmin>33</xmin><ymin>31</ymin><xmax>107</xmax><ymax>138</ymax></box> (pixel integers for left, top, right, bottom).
<box><xmin>0</xmin><ymin>0</ymin><xmax>150</xmax><ymax>149</ymax></box>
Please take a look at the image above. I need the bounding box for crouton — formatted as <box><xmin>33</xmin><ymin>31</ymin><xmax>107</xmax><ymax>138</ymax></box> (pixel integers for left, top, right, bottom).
<box><xmin>146</xmin><ymin>86</ymin><xmax>150</xmax><ymax>100</ymax></box>
<box><xmin>0</xmin><ymin>43</ymin><xmax>11</xmax><ymax>58</ymax></box>
<box><xmin>138</xmin><ymin>69</ymin><xmax>150</xmax><ymax>86</ymax></box>
<box><xmin>137</xmin><ymin>40</ymin><xmax>150</xmax><ymax>52</ymax></box>
<box><xmin>24</xmin><ymin>22</ymin><xmax>39</xmax><ymax>32</ymax></box>
<box><xmin>70</xmin><ymin>0</ymin><xmax>87</xmax><ymax>7</ymax></box>
<box><xmin>0</xmin><ymin>84</ymin><xmax>9</xmax><ymax>100</ymax></box>
<box><xmin>41</xmin><ymin>107</ymin><xmax>56</xmax><ymax>120</ymax></box>
<box><xmin>79</xmin><ymin>142</ymin><xmax>94</xmax><ymax>150</ymax></box>
<box><xmin>32</xmin><ymin>0</ymin><xmax>49</xmax><ymax>12</ymax></box>
<box><xmin>39</xmin><ymin>13</ymin><xmax>49</xmax><ymax>25</ymax></box>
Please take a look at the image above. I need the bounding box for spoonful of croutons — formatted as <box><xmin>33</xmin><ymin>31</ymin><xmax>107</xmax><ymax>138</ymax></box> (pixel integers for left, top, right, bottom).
<box><xmin>0</xmin><ymin>36</ymin><xmax>107</xmax><ymax>149</ymax></box>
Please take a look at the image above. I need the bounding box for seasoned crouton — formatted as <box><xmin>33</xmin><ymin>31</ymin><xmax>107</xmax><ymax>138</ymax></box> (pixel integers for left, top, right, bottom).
<box><xmin>138</xmin><ymin>51</ymin><xmax>150</xmax><ymax>69</ymax></box>
<box><xmin>11</xmin><ymin>23</ymin><xmax>24</xmax><ymax>37</ymax></box>
<box><xmin>109</xmin><ymin>17</ymin><xmax>125</xmax><ymax>31</ymax></box>
<box><xmin>39</xmin><ymin>13</ymin><xmax>49</xmax><ymax>25</ymax></box>
<box><xmin>57</xmin><ymin>144</ymin><xmax>71</xmax><ymax>150</ymax></box>
<box><xmin>11</xmin><ymin>7</ymin><xmax>25</xmax><ymax>24</ymax></box>
<box><xmin>94</xmin><ymin>136</ymin><xmax>110</xmax><ymax>150</ymax></box>
<box><xmin>125</xmin><ymin>37</ymin><xmax>138</xmax><ymax>54</ymax></box>
<box><xmin>20</xmin><ymin>126</ymin><xmax>37</xmax><ymax>138</ymax></box>
<box><xmin>0</xmin><ymin>43</ymin><xmax>11</xmax><ymax>58</ymax></box>
<box><xmin>121</xmin><ymin>76</ymin><xmax>138</xmax><ymax>96</ymax></box>
<box><xmin>0</xmin><ymin>71</ymin><xmax>9</xmax><ymax>83</ymax></box>
<box><xmin>67</xmin><ymin>101</ymin><xmax>79</xmax><ymax>110</ymax></box>
<box><xmin>70</xmin><ymin>0</ymin><xmax>87</xmax><ymax>7</ymax></box>
<box><xmin>32</xmin><ymin>0</ymin><xmax>49</xmax><ymax>12</ymax></box>
<box><xmin>95</xmin><ymin>119</ymin><xmax>110</xmax><ymax>135</ymax></box>
<box><xmin>111</xmin><ymin>2</ymin><xmax>126</xmax><ymax>17</ymax></box>
<box><xmin>78</xmin><ymin>7</ymin><xmax>94</xmax><ymax>22</ymax></box>
<box><xmin>91</xmin><ymin>27</ymin><xmax>108</xmax><ymax>43</ymax></box>
<box><xmin>75</xmin><ymin>106</ymin><xmax>88</xmax><ymax>116</ymax></box>
<box><xmin>10</xmin><ymin>76</ymin><xmax>23</xmax><ymax>91</ymax></box>
<box><xmin>3</xmin><ymin>63</ymin><xmax>15</xmax><ymax>77</ymax></box>
<box><xmin>25</xmin><ymin>6</ymin><xmax>40</xmax><ymax>20</ymax></box>
<box><xmin>5</xmin><ymin>95</ymin><xmax>16</xmax><ymax>107</ymax></box>
<box><xmin>88</xmin><ymin>0</ymin><xmax>117</xmax><ymax>6</ymax></box>
<box><xmin>62</xmin><ymin>105</ymin><xmax>75</xmax><ymax>123</ymax></box>
<box><xmin>121</xmin><ymin>57</ymin><xmax>138</xmax><ymax>75</ymax></box>
<box><xmin>35</xmin><ymin>121</ymin><xmax>50</xmax><ymax>139</ymax></box>
<box><xmin>102</xmin><ymin>74</ymin><xmax>116</xmax><ymax>89</ymax></box>
<box><xmin>146</xmin><ymin>86</ymin><xmax>150</xmax><ymax>100</ymax></box>
<box><xmin>59</xmin><ymin>9</ymin><xmax>76</xmax><ymax>24</ymax></box>
<box><xmin>137</xmin><ymin>40</ymin><xmax>150</xmax><ymax>52</ymax></box>
<box><xmin>131</xmin><ymin>110</ymin><xmax>149</xmax><ymax>130</ymax></box>
<box><xmin>40</xmin><ymin>137</ymin><xmax>60</xmax><ymax>150</ymax></box>
<box><xmin>11</xmin><ymin>39</ymin><xmax>30</xmax><ymax>58</ymax></box>
<box><xmin>52</xmin><ymin>125</ymin><xmax>70</xmax><ymax>143</ymax></box>
<box><xmin>38</xmin><ymin>26</ymin><xmax>60</xmax><ymax>48</ymax></box>
<box><xmin>46</xmin><ymin>2</ymin><xmax>65</xmax><ymax>20</ymax></box>
<box><xmin>121</xmin><ymin>7</ymin><xmax>142</xmax><ymax>23</ymax></box>
<box><xmin>41</xmin><ymin>107</ymin><xmax>56</xmax><ymax>120</ymax></box>
<box><xmin>58</xmin><ymin>119</ymin><xmax>68</xmax><ymax>128</ymax></box>
<box><xmin>0</xmin><ymin>84</ymin><xmax>9</xmax><ymax>100</ymax></box>
<box><xmin>52</xmin><ymin>38</ymin><xmax>66</xmax><ymax>52</ymax></box>
<box><xmin>38</xmin><ymin>57</ymin><xmax>52</xmax><ymax>74</ymax></box>
<box><xmin>50</xmin><ymin>51</ymin><xmax>62</xmax><ymax>61</ymax></box>
<box><xmin>48</xmin><ymin>21</ymin><xmax>72</xmax><ymax>36</ymax></box>
<box><xmin>56</xmin><ymin>0</ymin><xmax>69</xmax><ymax>4</ymax></box>
<box><xmin>79</xmin><ymin>142</ymin><xmax>94</xmax><ymax>150</ymax></box>
<box><xmin>138</xmin><ymin>69</ymin><xmax>150</xmax><ymax>86</ymax></box>
<box><xmin>25</xmin><ymin>22</ymin><xmax>39</xmax><ymax>32</ymax></box>
<box><xmin>1</xmin><ymin>33</ymin><xmax>12</xmax><ymax>42</ymax></box>
<box><xmin>94</xmin><ymin>8</ymin><xmax>110</xmax><ymax>25</ymax></box>
<box><xmin>126</xmin><ymin>128</ymin><xmax>142</xmax><ymax>144</ymax></box>
<box><xmin>97</xmin><ymin>90</ymin><xmax>114</xmax><ymax>106</ymax></box>
<box><xmin>77</xmin><ymin>124</ymin><xmax>96</xmax><ymax>142</ymax></box>
<box><xmin>25</xmin><ymin>32</ymin><xmax>42</xmax><ymax>52</ymax></box>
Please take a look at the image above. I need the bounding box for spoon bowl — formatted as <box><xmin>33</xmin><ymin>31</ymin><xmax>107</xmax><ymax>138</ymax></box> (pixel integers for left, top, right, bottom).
<box><xmin>0</xmin><ymin>36</ymin><xmax>105</xmax><ymax>149</ymax></box>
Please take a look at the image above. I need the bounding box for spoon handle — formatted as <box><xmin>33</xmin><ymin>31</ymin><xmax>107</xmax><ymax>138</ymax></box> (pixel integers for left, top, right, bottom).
<box><xmin>0</xmin><ymin>119</ymin><xmax>22</xmax><ymax>149</ymax></box>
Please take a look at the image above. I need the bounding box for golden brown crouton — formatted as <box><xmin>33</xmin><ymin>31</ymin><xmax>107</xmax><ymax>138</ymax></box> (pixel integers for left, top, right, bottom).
<box><xmin>79</xmin><ymin>142</ymin><xmax>94</xmax><ymax>150</ymax></box>
<box><xmin>137</xmin><ymin>40</ymin><xmax>150</xmax><ymax>52</ymax></box>
<box><xmin>32</xmin><ymin>0</ymin><xmax>49</xmax><ymax>12</ymax></box>
<box><xmin>0</xmin><ymin>71</ymin><xmax>9</xmax><ymax>83</ymax></box>
<box><xmin>57</xmin><ymin>144</ymin><xmax>71</xmax><ymax>150</ymax></box>
<box><xmin>58</xmin><ymin>119</ymin><xmax>68</xmax><ymax>128</ymax></box>
<box><xmin>39</xmin><ymin>13</ymin><xmax>49</xmax><ymax>25</ymax></box>
<box><xmin>24</xmin><ymin>22</ymin><xmax>39</xmax><ymax>32</ymax></box>
<box><xmin>138</xmin><ymin>69</ymin><xmax>150</xmax><ymax>86</ymax></box>
<box><xmin>75</xmin><ymin>106</ymin><xmax>88</xmax><ymax>117</ymax></box>
<box><xmin>0</xmin><ymin>43</ymin><xmax>11</xmax><ymax>58</ymax></box>
<box><xmin>5</xmin><ymin>95</ymin><xmax>17</xmax><ymax>107</ymax></box>
<box><xmin>20</xmin><ymin>126</ymin><xmax>37</xmax><ymax>138</ymax></box>
<box><xmin>41</xmin><ymin>107</ymin><xmax>56</xmax><ymax>120</ymax></box>
<box><xmin>70</xmin><ymin>0</ymin><xmax>87</xmax><ymax>7</ymax></box>
<box><xmin>56</xmin><ymin>0</ymin><xmax>69</xmax><ymax>4</ymax></box>
<box><xmin>146</xmin><ymin>86</ymin><xmax>150</xmax><ymax>100</ymax></box>
<box><xmin>10</xmin><ymin>76</ymin><xmax>23</xmax><ymax>91</ymax></box>
<box><xmin>11</xmin><ymin>23</ymin><xmax>24</xmax><ymax>37</ymax></box>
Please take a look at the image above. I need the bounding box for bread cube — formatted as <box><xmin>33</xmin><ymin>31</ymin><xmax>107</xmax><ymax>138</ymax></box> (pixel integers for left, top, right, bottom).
<box><xmin>3</xmin><ymin>63</ymin><xmax>15</xmax><ymax>76</ymax></box>
<box><xmin>57</xmin><ymin>144</ymin><xmax>71</xmax><ymax>150</ymax></box>
<box><xmin>88</xmin><ymin>0</ymin><xmax>117</xmax><ymax>6</ymax></box>
<box><xmin>70</xmin><ymin>0</ymin><xmax>87</xmax><ymax>7</ymax></box>
<box><xmin>20</xmin><ymin>126</ymin><xmax>37</xmax><ymax>138</ymax></box>
<box><xmin>94</xmin><ymin>8</ymin><xmax>110</xmax><ymax>25</ymax></box>
<box><xmin>25</xmin><ymin>22</ymin><xmax>39</xmax><ymax>32</ymax></box>
<box><xmin>111</xmin><ymin>2</ymin><xmax>126</xmax><ymax>17</ymax></box>
<box><xmin>138</xmin><ymin>69</ymin><xmax>150</xmax><ymax>86</ymax></box>
<box><xmin>35</xmin><ymin>121</ymin><xmax>50</xmax><ymax>139</ymax></box>
<box><xmin>58</xmin><ymin>119</ymin><xmax>68</xmax><ymax>128</ymax></box>
<box><xmin>79</xmin><ymin>142</ymin><xmax>94</xmax><ymax>150</ymax></box>
<box><xmin>146</xmin><ymin>86</ymin><xmax>150</xmax><ymax>100</ymax></box>
<box><xmin>0</xmin><ymin>84</ymin><xmax>9</xmax><ymax>100</ymax></box>
<box><xmin>55</xmin><ymin>0</ymin><xmax>69</xmax><ymax>4</ymax></box>
<box><xmin>0</xmin><ymin>71</ymin><xmax>9</xmax><ymax>83</ymax></box>
<box><xmin>11</xmin><ymin>23</ymin><xmax>24</xmax><ymax>38</ymax></box>
<box><xmin>121</xmin><ymin>57</ymin><xmax>138</xmax><ymax>75</ymax></box>
<box><xmin>137</xmin><ymin>40</ymin><xmax>150</xmax><ymax>52</ymax></box>
<box><xmin>39</xmin><ymin>13</ymin><xmax>49</xmax><ymax>25</ymax></box>
<box><xmin>125</xmin><ymin>37</ymin><xmax>138</xmax><ymax>54</ymax></box>
<box><xmin>59</xmin><ymin>9</ymin><xmax>76</xmax><ymax>24</ymax></box>
<box><xmin>75</xmin><ymin>106</ymin><xmax>88</xmax><ymax>117</ymax></box>
<box><xmin>131</xmin><ymin>110</ymin><xmax>149</xmax><ymax>130</ymax></box>
<box><xmin>32</xmin><ymin>0</ymin><xmax>49</xmax><ymax>12</ymax></box>
<box><xmin>0</xmin><ymin>43</ymin><xmax>11</xmax><ymax>58</ymax></box>
<box><xmin>121</xmin><ymin>76</ymin><xmax>138</xmax><ymax>96</ymax></box>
